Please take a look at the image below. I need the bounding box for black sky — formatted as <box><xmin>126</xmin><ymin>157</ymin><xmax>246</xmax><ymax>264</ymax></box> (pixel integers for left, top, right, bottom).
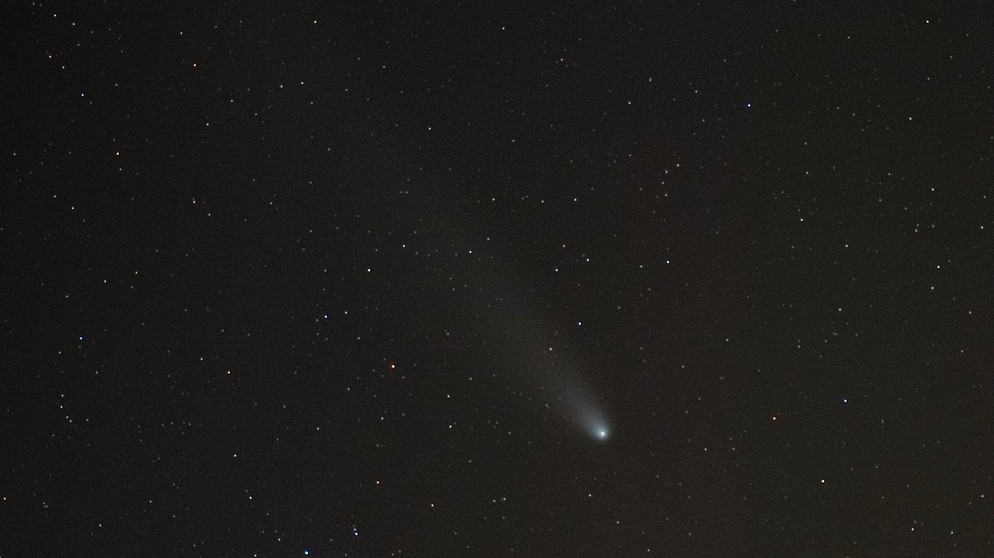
<box><xmin>4</xmin><ymin>1</ymin><xmax>994</xmax><ymax>556</ymax></box>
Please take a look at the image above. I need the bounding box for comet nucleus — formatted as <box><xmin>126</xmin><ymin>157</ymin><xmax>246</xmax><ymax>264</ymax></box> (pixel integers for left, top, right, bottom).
<box><xmin>583</xmin><ymin>409</ymin><xmax>611</xmax><ymax>441</ymax></box>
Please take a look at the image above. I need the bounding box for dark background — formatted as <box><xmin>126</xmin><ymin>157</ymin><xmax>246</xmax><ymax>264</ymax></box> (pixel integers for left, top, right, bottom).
<box><xmin>3</xmin><ymin>1</ymin><xmax>993</xmax><ymax>556</ymax></box>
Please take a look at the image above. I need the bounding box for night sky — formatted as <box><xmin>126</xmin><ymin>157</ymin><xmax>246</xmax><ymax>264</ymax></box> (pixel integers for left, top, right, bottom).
<box><xmin>4</xmin><ymin>2</ymin><xmax>994</xmax><ymax>556</ymax></box>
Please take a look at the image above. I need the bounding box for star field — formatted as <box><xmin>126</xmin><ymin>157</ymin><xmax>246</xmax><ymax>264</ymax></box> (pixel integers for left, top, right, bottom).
<box><xmin>3</xmin><ymin>2</ymin><xmax>994</xmax><ymax>556</ymax></box>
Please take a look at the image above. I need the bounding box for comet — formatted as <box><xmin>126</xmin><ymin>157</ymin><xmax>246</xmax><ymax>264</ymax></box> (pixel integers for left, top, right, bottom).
<box><xmin>557</xmin><ymin>379</ymin><xmax>611</xmax><ymax>442</ymax></box>
<box><xmin>585</xmin><ymin>413</ymin><xmax>611</xmax><ymax>441</ymax></box>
